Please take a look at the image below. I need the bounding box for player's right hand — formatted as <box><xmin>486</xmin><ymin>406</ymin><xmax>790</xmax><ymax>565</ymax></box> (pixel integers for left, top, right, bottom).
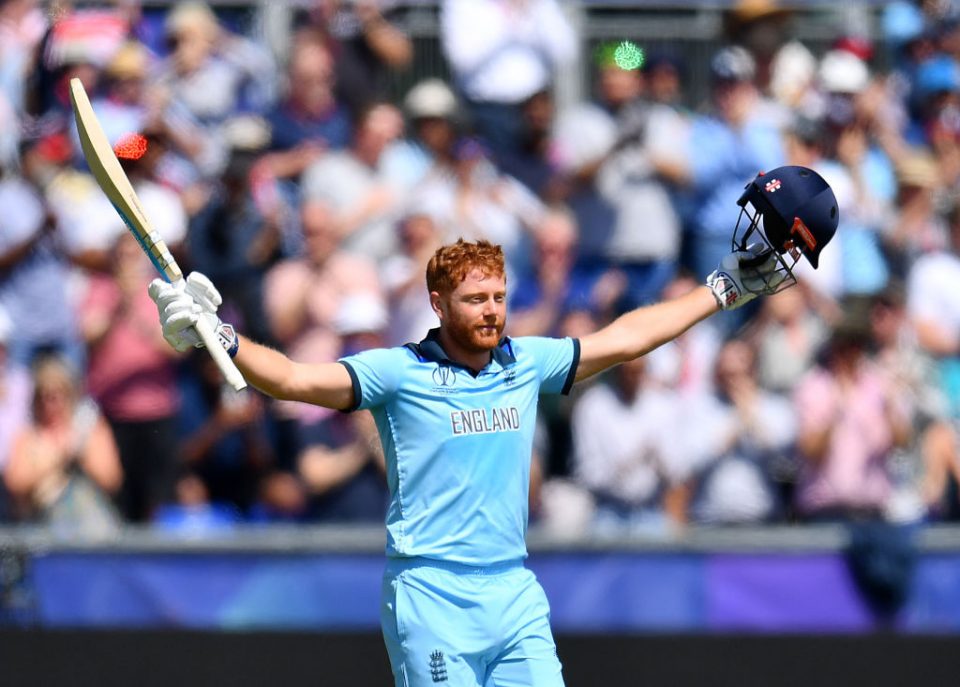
<box><xmin>148</xmin><ymin>272</ymin><xmax>224</xmax><ymax>352</ymax></box>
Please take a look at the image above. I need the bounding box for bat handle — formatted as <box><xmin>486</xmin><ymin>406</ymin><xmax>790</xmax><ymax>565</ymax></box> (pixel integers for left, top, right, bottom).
<box><xmin>193</xmin><ymin>315</ymin><xmax>248</xmax><ymax>391</ymax></box>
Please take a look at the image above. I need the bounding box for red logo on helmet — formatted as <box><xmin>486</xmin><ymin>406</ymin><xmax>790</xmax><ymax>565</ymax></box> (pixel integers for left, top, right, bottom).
<box><xmin>790</xmin><ymin>217</ymin><xmax>817</xmax><ymax>250</ymax></box>
<box><xmin>765</xmin><ymin>179</ymin><xmax>782</xmax><ymax>193</ymax></box>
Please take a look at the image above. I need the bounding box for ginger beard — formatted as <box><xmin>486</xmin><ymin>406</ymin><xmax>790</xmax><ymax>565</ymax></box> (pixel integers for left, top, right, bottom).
<box><xmin>439</xmin><ymin>270</ymin><xmax>507</xmax><ymax>354</ymax></box>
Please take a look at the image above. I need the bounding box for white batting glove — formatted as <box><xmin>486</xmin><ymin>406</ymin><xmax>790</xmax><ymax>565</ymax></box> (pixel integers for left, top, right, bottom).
<box><xmin>148</xmin><ymin>272</ymin><xmax>239</xmax><ymax>356</ymax></box>
<box><xmin>706</xmin><ymin>244</ymin><xmax>789</xmax><ymax>310</ymax></box>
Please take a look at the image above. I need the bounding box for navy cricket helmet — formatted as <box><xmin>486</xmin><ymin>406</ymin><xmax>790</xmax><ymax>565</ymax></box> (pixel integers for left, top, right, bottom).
<box><xmin>732</xmin><ymin>165</ymin><xmax>839</xmax><ymax>293</ymax></box>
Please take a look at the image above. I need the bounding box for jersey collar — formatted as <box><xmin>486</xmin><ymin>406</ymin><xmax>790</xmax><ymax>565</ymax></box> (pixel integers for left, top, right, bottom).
<box><xmin>407</xmin><ymin>327</ymin><xmax>517</xmax><ymax>373</ymax></box>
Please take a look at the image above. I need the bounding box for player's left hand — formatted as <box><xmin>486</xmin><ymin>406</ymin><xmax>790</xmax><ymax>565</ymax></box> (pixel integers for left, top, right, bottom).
<box><xmin>706</xmin><ymin>244</ymin><xmax>788</xmax><ymax>310</ymax></box>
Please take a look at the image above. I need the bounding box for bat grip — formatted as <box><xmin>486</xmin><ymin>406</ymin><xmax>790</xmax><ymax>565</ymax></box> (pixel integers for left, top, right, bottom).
<box><xmin>194</xmin><ymin>316</ymin><xmax>248</xmax><ymax>391</ymax></box>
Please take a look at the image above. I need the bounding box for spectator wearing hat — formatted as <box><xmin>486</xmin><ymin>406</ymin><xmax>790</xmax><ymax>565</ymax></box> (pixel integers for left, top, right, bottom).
<box><xmin>674</xmin><ymin>46</ymin><xmax>785</xmax><ymax>321</ymax></box>
<box><xmin>380</xmin><ymin>78</ymin><xmax>462</xmax><ymax>191</ymax></box>
<box><xmin>887</xmin><ymin>150</ymin><xmax>948</xmax><ymax>269</ymax></box>
<box><xmin>723</xmin><ymin>0</ymin><xmax>796</xmax><ymax>96</ymax></box>
<box><xmin>440</xmin><ymin>0</ymin><xmax>578</xmax><ymax>156</ymax></box>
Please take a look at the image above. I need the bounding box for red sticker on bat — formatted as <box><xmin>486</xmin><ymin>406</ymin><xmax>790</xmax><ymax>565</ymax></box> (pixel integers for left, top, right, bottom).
<box><xmin>114</xmin><ymin>133</ymin><xmax>148</xmax><ymax>160</ymax></box>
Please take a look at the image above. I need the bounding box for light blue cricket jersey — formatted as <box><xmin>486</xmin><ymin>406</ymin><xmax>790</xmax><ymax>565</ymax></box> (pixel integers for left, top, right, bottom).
<box><xmin>340</xmin><ymin>328</ymin><xmax>580</xmax><ymax>566</ymax></box>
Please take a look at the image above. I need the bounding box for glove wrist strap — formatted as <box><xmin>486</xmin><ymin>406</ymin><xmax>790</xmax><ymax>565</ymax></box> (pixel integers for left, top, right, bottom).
<box><xmin>215</xmin><ymin>322</ymin><xmax>240</xmax><ymax>358</ymax></box>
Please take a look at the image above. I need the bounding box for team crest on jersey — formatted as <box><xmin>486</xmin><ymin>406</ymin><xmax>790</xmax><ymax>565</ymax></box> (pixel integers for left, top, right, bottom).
<box><xmin>429</xmin><ymin>650</ymin><xmax>448</xmax><ymax>683</ymax></box>
<box><xmin>503</xmin><ymin>368</ymin><xmax>516</xmax><ymax>386</ymax></box>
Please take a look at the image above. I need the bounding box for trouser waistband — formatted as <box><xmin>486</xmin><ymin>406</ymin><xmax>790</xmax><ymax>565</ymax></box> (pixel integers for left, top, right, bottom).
<box><xmin>386</xmin><ymin>556</ymin><xmax>524</xmax><ymax>576</ymax></box>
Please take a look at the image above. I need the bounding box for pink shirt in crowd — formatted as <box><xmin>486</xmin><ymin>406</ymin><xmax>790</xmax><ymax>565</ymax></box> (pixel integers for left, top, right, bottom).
<box><xmin>82</xmin><ymin>275</ymin><xmax>179</xmax><ymax>422</ymax></box>
<box><xmin>793</xmin><ymin>363</ymin><xmax>905</xmax><ymax>517</ymax></box>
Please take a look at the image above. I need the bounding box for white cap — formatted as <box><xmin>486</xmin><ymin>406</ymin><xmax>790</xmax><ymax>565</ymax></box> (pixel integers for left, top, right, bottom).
<box><xmin>404</xmin><ymin>79</ymin><xmax>458</xmax><ymax>120</ymax></box>
<box><xmin>819</xmin><ymin>50</ymin><xmax>869</xmax><ymax>94</ymax></box>
<box><xmin>333</xmin><ymin>294</ymin><xmax>388</xmax><ymax>336</ymax></box>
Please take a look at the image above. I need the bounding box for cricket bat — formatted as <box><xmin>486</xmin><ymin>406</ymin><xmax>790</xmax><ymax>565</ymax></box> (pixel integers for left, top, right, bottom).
<box><xmin>69</xmin><ymin>78</ymin><xmax>247</xmax><ymax>391</ymax></box>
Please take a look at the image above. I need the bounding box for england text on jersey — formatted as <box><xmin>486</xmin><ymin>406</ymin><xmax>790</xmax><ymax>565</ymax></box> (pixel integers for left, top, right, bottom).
<box><xmin>449</xmin><ymin>407</ymin><xmax>521</xmax><ymax>436</ymax></box>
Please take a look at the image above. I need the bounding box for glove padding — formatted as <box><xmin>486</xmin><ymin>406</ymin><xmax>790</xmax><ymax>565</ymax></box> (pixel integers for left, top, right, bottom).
<box><xmin>706</xmin><ymin>244</ymin><xmax>788</xmax><ymax>310</ymax></box>
<box><xmin>148</xmin><ymin>272</ymin><xmax>238</xmax><ymax>355</ymax></box>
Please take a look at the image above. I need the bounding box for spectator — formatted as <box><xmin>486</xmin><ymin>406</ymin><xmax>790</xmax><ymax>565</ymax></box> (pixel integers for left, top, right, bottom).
<box><xmin>0</xmin><ymin>135</ymin><xmax>81</xmax><ymax>371</ymax></box>
<box><xmin>380</xmin><ymin>212</ymin><xmax>443</xmax><ymax>347</ymax></box>
<box><xmin>0</xmin><ymin>0</ymin><xmax>47</xmax><ymax>116</ymax></box>
<box><xmin>79</xmin><ymin>232</ymin><xmax>182</xmax><ymax>523</ymax></box>
<box><xmin>643</xmin><ymin>272</ymin><xmax>722</xmax><ymax>397</ymax></box>
<box><xmin>686</xmin><ymin>339</ymin><xmax>796</xmax><ymax>523</ymax></box>
<box><xmin>188</xmin><ymin>115</ymin><xmax>281</xmax><ymax>344</ymax></box>
<box><xmin>294</xmin><ymin>0</ymin><xmax>412</xmax><ymax>117</ymax></box>
<box><xmin>508</xmin><ymin>205</ymin><xmax>602</xmax><ymax>337</ymax></box>
<box><xmin>886</xmin><ymin>149</ymin><xmax>948</xmax><ymax>275</ymax></box>
<box><xmin>677</xmin><ymin>46</ymin><xmax>785</xmax><ymax>297</ymax></box>
<box><xmin>747</xmin><ymin>284</ymin><xmax>829</xmax><ymax>394</ymax></box>
<box><xmin>793</xmin><ymin>314</ymin><xmax>912</xmax><ymax>521</ymax></box>
<box><xmin>4</xmin><ymin>355</ymin><xmax>122</xmax><ymax>535</ymax></box>
<box><xmin>381</xmin><ymin>78</ymin><xmax>461</xmax><ymax>192</ymax></box>
<box><xmin>411</xmin><ymin>135</ymin><xmax>546</xmax><ymax>279</ymax></box>
<box><xmin>62</xmin><ymin>127</ymin><xmax>188</xmax><ymax>275</ymax></box>
<box><xmin>176</xmin><ymin>351</ymin><xmax>275</xmax><ymax>513</ymax></box>
<box><xmin>156</xmin><ymin>1</ymin><xmax>276</xmax><ymax>174</ymax></box>
<box><xmin>262</xmin><ymin>198</ymin><xmax>384</xmax><ymax>450</ymax></box>
<box><xmin>297</xmin><ymin>297</ymin><xmax>389</xmax><ymax>522</ymax></box>
<box><xmin>0</xmin><ymin>305</ymin><xmax>31</xmax><ymax>522</ymax></box>
<box><xmin>571</xmin><ymin>357</ymin><xmax>692</xmax><ymax>534</ymax></box>
<box><xmin>441</xmin><ymin>0</ymin><xmax>578</xmax><ymax>156</ymax></box>
<box><xmin>585</xmin><ymin>48</ymin><xmax>689</xmax><ymax>310</ymax></box>
<box><xmin>263</xmin><ymin>35</ymin><xmax>351</xmax><ymax>180</ymax></box>
<box><xmin>864</xmin><ymin>288</ymin><xmax>949</xmax><ymax>522</ymax></box>
<box><xmin>78</xmin><ymin>40</ymin><xmax>209</xmax><ymax>191</ymax></box>
<box><xmin>494</xmin><ymin>88</ymin><xmax>565</xmax><ymax>202</ymax></box>
<box><xmin>643</xmin><ymin>51</ymin><xmax>688</xmax><ymax>112</ymax></box>
<box><xmin>153</xmin><ymin>471</ymin><xmax>242</xmax><ymax>533</ymax></box>
<box><xmin>301</xmin><ymin>102</ymin><xmax>406</xmax><ymax>261</ymax></box>
<box><xmin>908</xmin><ymin>200</ymin><xmax>960</xmax><ymax>420</ymax></box>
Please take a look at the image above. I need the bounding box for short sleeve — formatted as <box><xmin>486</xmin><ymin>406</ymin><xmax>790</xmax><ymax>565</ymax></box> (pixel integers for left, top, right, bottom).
<box><xmin>514</xmin><ymin>336</ymin><xmax>580</xmax><ymax>395</ymax></box>
<box><xmin>338</xmin><ymin>347</ymin><xmax>408</xmax><ymax>411</ymax></box>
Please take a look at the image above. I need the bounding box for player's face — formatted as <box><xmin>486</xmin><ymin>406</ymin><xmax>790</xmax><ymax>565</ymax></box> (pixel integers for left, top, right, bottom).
<box><xmin>438</xmin><ymin>268</ymin><xmax>507</xmax><ymax>353</ymax></box>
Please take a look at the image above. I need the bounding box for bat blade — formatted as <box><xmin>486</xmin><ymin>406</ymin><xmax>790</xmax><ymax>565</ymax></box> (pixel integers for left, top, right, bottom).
<box><xmin>69</xmin><ymin>78</ymin><xmax>247</xmax><ymax>391</ymax></box>
<box><xmin>68</xmin><ymin>78</ymin><xmax>182</xmax><ymax>283</ymax></box>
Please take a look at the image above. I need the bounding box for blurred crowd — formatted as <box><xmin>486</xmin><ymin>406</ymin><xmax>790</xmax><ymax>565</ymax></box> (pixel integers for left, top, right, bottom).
<box><xmin>2</xmin><ymin>0</ymin><xmax>960</xmax><ymax>538</ymax></box>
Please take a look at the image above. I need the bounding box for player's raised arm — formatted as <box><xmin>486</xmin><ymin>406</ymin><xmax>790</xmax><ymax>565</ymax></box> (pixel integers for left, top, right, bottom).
<box><xmin>148</xmin><ymin>272</ymin><xmax>355</xmax><ymax>410</ymax></box>
<box><xmin>578</xmin><ymin>165</ymin><xmax>840</xmax><ymax>383</ymax></box>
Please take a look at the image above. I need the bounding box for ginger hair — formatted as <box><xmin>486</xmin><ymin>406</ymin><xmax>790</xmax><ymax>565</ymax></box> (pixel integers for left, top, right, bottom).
<box><xmin>426</xmin><ymin>239</ymin><xmax>505</xmax><ymax>295</ymax></box>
